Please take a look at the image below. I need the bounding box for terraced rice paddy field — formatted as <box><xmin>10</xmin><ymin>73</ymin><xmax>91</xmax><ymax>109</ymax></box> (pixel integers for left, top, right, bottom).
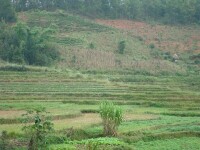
<box><xmin>0</xmin><ymin>69</ymin><xmax>200</xmax><ymax>149</ymax></box>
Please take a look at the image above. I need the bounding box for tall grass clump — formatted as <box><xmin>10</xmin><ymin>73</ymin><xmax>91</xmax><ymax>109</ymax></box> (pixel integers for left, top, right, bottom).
<box><xmin>99</xmin><ymin>101</ymin><xmax>123</xmax><ymax>137</ymax></box>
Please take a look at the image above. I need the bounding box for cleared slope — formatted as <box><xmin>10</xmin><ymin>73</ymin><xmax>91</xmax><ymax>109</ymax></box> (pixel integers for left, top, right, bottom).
<box><xmin>16</xmin><ymin>10</ymin><xmax>192</xmax><ymax>74</ymax></box>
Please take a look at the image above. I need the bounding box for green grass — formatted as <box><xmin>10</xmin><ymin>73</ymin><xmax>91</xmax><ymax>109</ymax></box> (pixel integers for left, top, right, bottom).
<box><xmin>49</xmin><ymin>137</ymin><xmax>126</xmax><ymax>150</ymax></box>
<box><xmin>134</xmin><ymin>137</ymin><xmax>200</xmax><ymax>150</ymax></box>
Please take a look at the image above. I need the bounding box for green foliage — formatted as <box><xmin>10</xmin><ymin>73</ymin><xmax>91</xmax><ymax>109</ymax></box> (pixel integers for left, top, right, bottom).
<box><xmin>190</xmin><ymin>54</ymin><xmax>200</xmax><ymax>64</ymax></box>
<box><xmin>21</xmin><ymin>108</ymin><xmax>54</xmax><ymax>150</ymax></box>
<box><xmin>194</xmin><ymin>60</ymin><xmax>200</xmax><ymax>64</ymax></box>
<box><xmin>0</xmin><ymin>131</ymin><xmax>14</xmax><ymax>150</ymax></box>
<box><xmin>79</xmin><ymin>137</ymin><xmax>125</xmax><ymax>146</ymax></box>
<box><xmin>50</xmin><ymin>137</ymin><xmax>126</xmax><ymax>150</ymax></box>
<box><xmin>134</xmin><ymin>137</ymin><xmax>200</xmax><ymax>150</ymax></box>
<box><xmin>49</xmin><ymin>144</ymin><xmax>76</xmax><ymax>150</ymax></box>
<box><xmin>85</xmin><ymin>140</ymin><xmax>99</xmax><ymax>150</ymax></box>
<box><xmin>78</xmin><ymin>137</ymin><xmax>126</xmax><ymax>150</ymax></box>
<box><xmin>89</xmin><ymin>43</ymin><xmax>95</xmax><ymax>49</ymax></box>
<box><xmin>0</xmin><ymin>22</ymin><xmax>59</xmax><ymax>66</ymax></box>
<box><xmin>0</xmin><ymin>131</ymin><xmax>8</xmax><ymax>150</ymax></box>
<box><xmin>149</xmin><ymin>43</ymin><xmax>155</xmax><ymax>49</ymax></box>
<box><xmin>163</xmin><ymin>52</ymin><xmax>173</xmax><ymax>61</ymax></box>
<box><xmin>118</xmin><ymin>41</ymin><xmax>126</xmax><ymax>54</ymax></box>
<box><xmin>99</xmin><ymin>101</ymin><xmax>123</xmax><ymax>136</ymax></box>
<box><xmin>112</xmin><ymin>145</ymin><xmax>133</xmax><ymax>150</ymax></box>
<box><xmin>0</xmin><ymin>0</ymin><xmax>16</xmax><ymax>23</ymax></box>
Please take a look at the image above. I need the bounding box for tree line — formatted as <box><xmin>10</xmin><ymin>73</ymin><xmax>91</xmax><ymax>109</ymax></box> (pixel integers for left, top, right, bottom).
<box><xmin>2</xmin><ymin>0</ymin><xmax>200</xmax><ymax>24</ymax></box>
<box><xmin>0</xmin><ymin>22</ymin><xmax>59</xmax><ymax>66</ymax></box>
<box><xmin>10</xmin><ymin>0</ymin><xmax>200</xmax><ymax>24</ymax></box>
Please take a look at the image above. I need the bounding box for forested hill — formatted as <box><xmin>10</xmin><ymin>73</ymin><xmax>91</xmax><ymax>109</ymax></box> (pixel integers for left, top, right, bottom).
<box><xmin>11</xmin><ymin>0</ymin><xmax>200</xmax><ymax>24</ymax></box>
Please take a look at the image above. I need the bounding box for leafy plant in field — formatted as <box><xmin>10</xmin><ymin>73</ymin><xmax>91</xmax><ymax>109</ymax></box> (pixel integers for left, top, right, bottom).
<box><xmin>149</xmin><ymin>43</ymin><xmax>155</xmax><ymax>49</ymax></box>
<box><xmin>89</xmin><ymin>43</ymin><xmax>95</xmax><ymax>49</ymax></box>
<box><xmin>21</xmin><ymin>108</ymin><xmax>54</xmax><ymax>150</ymax></box>
<box><xmin>50</xmin><ymin>137</ymin><xmax>127</xmax><ymax>150</ymax></box>
<box><xmin>99</xmin><ymin>102</ymin><xmax>123</xmax><ymax>137</ymax></box>
<box><xmin>0</xmin><ymin>131</ymin><xmax>14</xmax><ymax>150</ymax></box>
<box><xmin>118</xmin><ymin>41</ymin><xmax>126</xmax><ymax>54</ymax></box>
<box><xmin>82</xmin><ymin>137</ymin><xmax>123</xmax><ymax>150</ymax></box>
<box><xmin>85</xmin><ymin>140</ymin><xmax>99</xmax><ymax>150</ymax></box>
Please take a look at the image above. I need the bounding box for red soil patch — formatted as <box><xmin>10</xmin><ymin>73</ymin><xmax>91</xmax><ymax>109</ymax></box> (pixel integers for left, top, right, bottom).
<box><xmin>96</xmin><ymin>19</ymin><xmax>200</xmax><ymax>54</ymax></box>
<box><xmin>96</xmin><ymin>19</ymin><xmax>147</xmax><ymax>30</ymax></box>
<box><xmin>191</xmin><ymin>36</ymin><xmax>200</xmax><ymax>41</ymax></box>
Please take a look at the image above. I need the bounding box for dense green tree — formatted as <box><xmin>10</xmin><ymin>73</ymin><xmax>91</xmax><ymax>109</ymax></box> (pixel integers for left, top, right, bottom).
<box><xmin>15</xmin><ymin>0</ymin><xmax>27</xmax><ymax>11</ymax></box>
<box><xmin>82</xmin><ymin>0</ymin><xmax>101</xmax><ymax>17</ymax></box>
<box><xmin>0</xmin><ymin>22</ymin><xmax>24</xmax><ymax>63</ymax></box>
<box><xmin>10</xmin><ymin>0</ymin><xmax>200</xmax><ymax>24</ymax></box>
<box><xmin>100</xmin><ymin>0</ymin><xmax>110</xmax><ymax>16</ymax></box>
<box><xmin>0</xmin><ymin>22</ymin><xmax>60</xmax><ymax>66</ymax></box>
<box><xmin>164</xmin><ymin>0</ymin><xmax>196</xmax><ymax>24</ymax></box>
<box><xmin>0</xmin><ymin>0</ymin><xmax>16</xmax><ymax>22</ymax></box>
<box><xmin>195</xmin><ymin>0</ymin><xmax>200</xmax><ymax>22</ymax></box>
<box><xmin>126</xmin><ymin>0</ymin><xmax>140</xmax><ymax>19</ymax></box>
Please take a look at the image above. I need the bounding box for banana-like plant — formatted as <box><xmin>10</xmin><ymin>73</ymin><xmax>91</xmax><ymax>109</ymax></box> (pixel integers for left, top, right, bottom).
<box><xmin>99</xmin><ymin>101</ymin><xmax>123</xmax><ymax>136</ymax></box>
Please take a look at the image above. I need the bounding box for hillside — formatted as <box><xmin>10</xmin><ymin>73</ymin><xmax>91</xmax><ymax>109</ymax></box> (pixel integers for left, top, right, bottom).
<box><xmin>17</xmin><ymin>10</ymin><xmax>200</xmax><ymax>75</ymax></box>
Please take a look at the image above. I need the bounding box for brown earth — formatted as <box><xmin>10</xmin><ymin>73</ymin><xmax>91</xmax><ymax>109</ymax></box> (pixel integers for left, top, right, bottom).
<box><xmin>96</xmin><ymin>19</ymin><xmax>200</xmax><ymax>54</ymax></box>
<box><xmin>96</xmin><ymin>19</ymin><xmax>147</xmax><ymax>30</ymax></box>
<box><xmin>54</xmin><ymin>113</ymin><xmax>159</xmax><ymax>129</ymax></box>
<box><xmin>0</xmin><ymin>110</ymin><xmax>25</xmax><ymax>119</ymax></box>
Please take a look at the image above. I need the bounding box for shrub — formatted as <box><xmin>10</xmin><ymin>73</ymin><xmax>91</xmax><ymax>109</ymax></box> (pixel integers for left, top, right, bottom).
<box><xmin>118</xmin><ymin>41</ymin><xmax>126</xmax><ymax>54</ymax></box>
<box><xmin>194</xmin><ymin>60</ymin><xmax>200</xmax><ymax>64</ymax></box>
<box><xmin>89</xmin><ymin>43</ymin><xmax>95</xmax><ymax>49</ymax></box>
<box><xmin>149</xmin><ymin>43</ymin><xmax>155</xmax><ymax>49</ymax></box>
<box><xmin>99</xmin><ymin>102</ymin><xmax>123</xmax><ymax>137</ymax></box>
<box><xmin>163</xmin><ymin>52</ymin><xmax>173</xmax><ymax>61</ymax></box>
<box><xmin>81</xmin><ymin>109</ymin><xmax>99</xmax><ymax>114</ymax></box>
<box><xmin>21</xmin><ymin>108</ymin><xmax>54</xmax><ymax>150</ymax></box>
